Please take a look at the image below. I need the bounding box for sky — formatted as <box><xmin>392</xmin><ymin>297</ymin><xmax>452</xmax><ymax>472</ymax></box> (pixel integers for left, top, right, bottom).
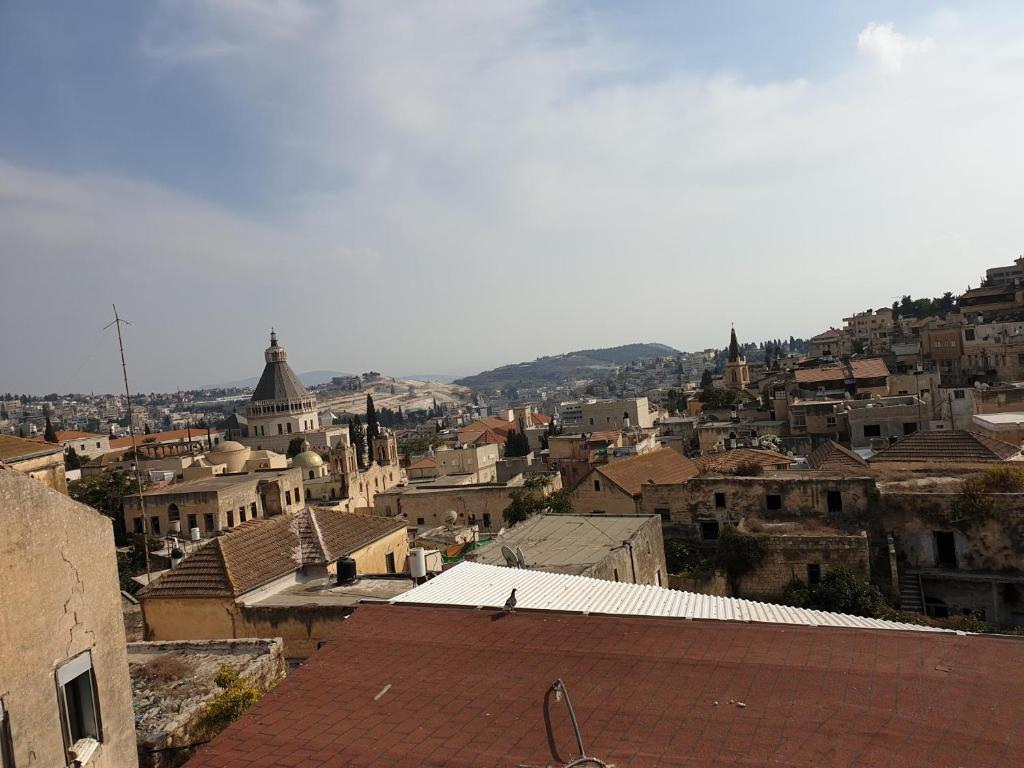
<box><xmin>2</xmin><ymin>1</ymin><xmax>1024</xmax><ymax>394</ymax></box>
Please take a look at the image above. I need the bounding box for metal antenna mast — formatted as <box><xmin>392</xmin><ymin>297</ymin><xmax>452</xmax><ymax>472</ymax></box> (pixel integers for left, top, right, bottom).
<box><xmin>105</xmin><ymin>305</ymin><xmax>151</xmax><ymax>583</ymax></box>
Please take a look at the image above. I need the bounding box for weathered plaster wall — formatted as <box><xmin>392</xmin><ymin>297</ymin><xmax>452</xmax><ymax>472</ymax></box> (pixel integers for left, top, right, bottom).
<box><xmin>0</xmin><ymin>470</ymin><xmax>138</xmax><ymax>767</ymax></box>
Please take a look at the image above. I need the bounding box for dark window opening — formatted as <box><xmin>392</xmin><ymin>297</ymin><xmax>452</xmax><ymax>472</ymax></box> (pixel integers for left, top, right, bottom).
<box><xmin>655</xmin><ymin>507</ymin><xmax>670</xmax><ymax>522</ymax></box>
<box><xmin>934</xmin><ymin>530</ymin><xmax>957</xmax><ymax>568</ymax></box>
<box><xmin>593</xmin><ymin>479</ymin><xmax>601</xmax><ymax>492</ymax></box>
<box><xmin>863</xmin><ymin>424</ymin><xmax>882</xmax><ymax>438</ymax></box>
<box><xmin>766</xmin><ymin>494</ymin><xmax>782</xmax><ymax>511</ymax></box>
<box><xmin>203</xmin><ymin>513</ymin><xmax>214</xmax><ymax>531</ymax></box>
<box><xmin>807</xmin><ymin>563</ymin><xmax>822</xmax><ymax>585</ymax></box>
<box><xmin>239</xmin><ymin>506</ymin><xmax>246</xmax><ymax>523</ymax></box>
<box><xmin>483</xmin><ymin>513</ymin><xmax>492</xmax><ymax>528</ymax></box>
<box><xmin>187</xmin><ymin>514</ymin><xmax>197</xmax><ymax>531</ymax></box>
<box><xmin>903</xmin><ymin>422</ymin><xmax>917</xmax><ymax>436</ymax></box>
<box><xmin>167</xmin><ymin>503</ymin><xmax>180</xmax><ymax>522</ymax></box>
<box><xmin>133</xmin><ymin>517</ymin><xmax>144</xmax><ymax>534</ymax></box>
<box><xmin>385</xmin><ymin>552</ymin><xmax>396</xmax><ymax>574</ymax></box>
<box><xmin>827</xmin><ymin>491</ymin><xmax>843</xmax><ymax>513</ymax></box>
<box><xmin>699</xmin><ymin>520</ymin><xmax>720</xmax><ymax>541</ymax></box>
<box><xmin>714</xmin><ymin>492</ymin><xmax>726</xmax><ymax>509</ymax></box>
<box><xmin>226</xmin><ymin>511</ymin><xmax>234</xmax><ymax>528</ymax></box>
<box><xmin>150</xmin><ymin>516</ymin><xmax>160</xmax><ymax>535</ymax></box>
<box><xmin>416</xmin><ymin>517</ymin><xmax>425</xmax><ymax>525</ymax></box>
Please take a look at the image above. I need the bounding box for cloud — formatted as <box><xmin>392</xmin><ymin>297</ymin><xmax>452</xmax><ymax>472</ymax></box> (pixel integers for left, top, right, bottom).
<box><xmin>5</xmin><ymin>3</ymin><xmax>1024</xmax><ymax>392</ymax></box>
<box><xmin>857</xmin><ymin>21</ymin><xmax>934</xmax><ymax>74</ymax></box>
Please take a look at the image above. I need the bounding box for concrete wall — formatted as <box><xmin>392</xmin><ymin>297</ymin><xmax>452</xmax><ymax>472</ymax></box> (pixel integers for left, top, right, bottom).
<box><xmin>9</xmin><ymin>450</ymin><xmax>68</xmax><ymax>494</ymax></box>
<box><xmin>0</xmin><ymin>470</ymin><xmax>138</xmax><ymax>767</ymax></box>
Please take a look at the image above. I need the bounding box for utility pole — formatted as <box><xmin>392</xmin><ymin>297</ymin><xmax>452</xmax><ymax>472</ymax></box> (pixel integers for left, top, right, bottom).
<box><xmin>105</xmin><ymin>305</ymin><xmax>151</xmax><ymax>584</ymax></box>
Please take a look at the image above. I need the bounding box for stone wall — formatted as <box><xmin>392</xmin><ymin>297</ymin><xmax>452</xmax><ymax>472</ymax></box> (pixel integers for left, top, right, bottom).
<box><xmin>584</xmin><ymin>515</ymin><xmax>668</xmax><ymax>586</ymax></box>
<box><xmin>571</xmin><ymin>472</ymin><xmax>640</xmax><ymax>515</ymax></box>
<box><xmin>734</xmin><ymin>533</ymin><xmax>870</xmax><ymax>600</ymax></box>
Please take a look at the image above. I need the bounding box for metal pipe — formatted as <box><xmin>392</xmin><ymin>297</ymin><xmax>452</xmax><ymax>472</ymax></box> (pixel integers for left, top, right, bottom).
<box><xmin>550</xmin><ymin>679</ymin><xmax>586</xmax><ymax>758</ymax></box>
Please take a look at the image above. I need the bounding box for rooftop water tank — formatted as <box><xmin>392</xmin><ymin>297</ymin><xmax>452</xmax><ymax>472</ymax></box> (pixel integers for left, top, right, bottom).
<box><xmin>336</xmin><ymin>557</ymin><xmax>358</xmax><ymax>585</ymax></box>
<box><xmin>409</xmin><ymin>547</ymin><xmax>426</xmax><ymax>579</ymax></box>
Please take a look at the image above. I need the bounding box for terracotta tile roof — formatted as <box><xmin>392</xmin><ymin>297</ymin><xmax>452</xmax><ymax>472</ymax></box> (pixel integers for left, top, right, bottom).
<box><xmin>406</xmin><ymin>456</ymin><xmax>437</xmax><ymax>470</ymax></box>
<box><xmin>806</xmin><ymin>440</ymin><xmax>870</xmax><ymax>471</ymax></box>
<box><xmin>139</xmin><ymin>509</ymin><xmax>405</xmax><ymax>598</ymax></box>
<box><xmin>529</xmin><ymin>412</ymin><xmax>552</xmax><ymax>426</ymax></box>
<box><xmin>0</xmin><ymin>434</ymin><xmax>62</xmax><ymax>462</ymax></box>
<box><xmin>810</xmin><ymin>328</ymin><xmax>848</xmax><ymax>341</ymax></box>
<box><xmin>594</xmin><ymin>448</ymin><xmax>699</xmax><ymax>495</ymax></box>
<box><xmin>110</xmin><ymin>427</ymin><xmax>221</xmax><ymax>449</ymax></box>
<box><xmin>696</xmin><ymin>447</ymin><xmax>796</xmax><ymax>473</ymax></box>
<box><xmin>186</xmin><ymin>604</ymin><xmax>1024</xmax><ymax>768</ymax></box>
<box><xmin>585</xmin><ymin>430</ymin><xmax>619</xmax><ymax>444</ymax></box>
<box><xmin>795</xmin><ymin>358</ymin><xmax>889</xmax><ymax>385</ymax></box>
<box><xmin>466</xmin><ymin>427</ymin><xmax>508</xmax><ymax>446</ymax></box>
<box><xmin>870</xmin><ymin>430</ymin><xmax>1022</xmax><ymax>464</ymax></box>
<box><xmin>30</xmin><ymin>430</ymin><xmax>104</xmax><ymax>442</ymax></box>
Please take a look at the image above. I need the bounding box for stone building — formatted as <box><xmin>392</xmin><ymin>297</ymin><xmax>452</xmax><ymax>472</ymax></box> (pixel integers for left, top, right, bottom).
<box><xmin>123</xmin><ymin>467</ymin><xmax>305</xmax><ymax>538</ymax></box>
<box><xmin>807</xmin><ymin>328</ymin><xmax>853</xmax><ymax>358</ymax></box>
<box><xmin>32</xmin><ymin>430</ymin><xmax>111</xmax><ymax>459</ymax></box>
<box><xmin>842</xmin><ymin>307</ymin><xmax>895</xmax><ymax>353</ymax></box>
<box><xmin>572</xmin><ymin>448</ymin><xmax>699</xmax><ymax>515</ymax></box>
<box><xmin>0</xmin><ymin>433</ymin><xmax>67</xmax><ymax>493</ymax></box>
<box><xmin>244</xmin><ymin>331</ymin><xmax>320</xmax><ymax>440</ymax></box>
<box><xmin>470</xmin><ymin>514</ymin><xmax>668</xmax><ymax>586</ymax></box>
<box><xmin>138</xmin><ymin>508</ymin><xmax>409</xmax><ymax>659</ymax></box>
<box><xmin>433</xmin><ymin>443</ymin><xmax>499</xmax><ymax>483</ymax></box>
<box><xmin>375</xmin><ymin>473</ymin><xmax>562</xmax><ymax>533</ymax></box>
<box><xmin>0</xmin><ymin>467</ymin><xmax>138</xmax><ymax>767</ymax></box>
<box><xmin>558</xmin><ymin>397</ymin><xmax>655</xmax><ymax>434</ymax></box>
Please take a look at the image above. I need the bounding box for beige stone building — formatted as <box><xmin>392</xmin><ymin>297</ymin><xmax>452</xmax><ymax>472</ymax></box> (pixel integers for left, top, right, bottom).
<box><xmin>434</xmin><ymin>443</ymin><xmax>499</xmax><ymax>483</ymax></box>
<box><xmin>572</xmin><ymin>448</ymin><xmax>699</xmax><ymax>515</ymax></box>
<box><xmin>0</xmin><ymin>433</ymin><xmax>67</xmax><ymax>493</ymax></box>
<box><xmin>375</xmin><ymin>473</ymin><xmax>562</xmax><ymax>533</ymax></box>
<box><xmin>123</xmin><ymin>466</ymin><xmax>305</xmax><ymax>538</ymax></box>
<box><xmin>0</xmin><ymin>467</ymin><xmax>138</xmax><ymax>767</ymax></box>
<box><xmin>807</xmin><ymin>329</ymin><xmax>853</xmax><ymax>359</ymax></box>
<box><xmin>559</xmin><ymin>397</ymin><xmax>654</xmax><ymax>434</ymax></box>
<box><xmin>32</xmin><ymin>430</ymin><xmax>111</xmax><ymax>459</ymax></box>
<box><xmin>244</xmin><ymin>331</ymin><xmax>320</xmax><ymax>439</ymax></box>
<box><xmin>842</xmin><ymin>308</ymin><xmax>895</xmax><ymax>353</ymax></box>
<box><xmin>138</xmin><ymin>508</ymin><xmax>409</xmax><ymax>659</ymax></box>
<box><xmin>723</xmin><ymin>327</ymin><xmax>750</xmax><ymax>389</ymax></box>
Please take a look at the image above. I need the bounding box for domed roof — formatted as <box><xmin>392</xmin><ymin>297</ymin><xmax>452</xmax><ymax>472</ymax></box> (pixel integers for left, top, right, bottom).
<box><xmin>206</xmin><ymin>440</ymin><xmax>252</xmax><ymax>473</ymax></box>
<box><xmin>293</xmin><ymin>450</ymin><xmax>324</xmax><ymax>468</ymax></box>
<box><xmin>214</xmin><ymin>440</ymin><xmax>247</xmax><ymax>453</ymax></box>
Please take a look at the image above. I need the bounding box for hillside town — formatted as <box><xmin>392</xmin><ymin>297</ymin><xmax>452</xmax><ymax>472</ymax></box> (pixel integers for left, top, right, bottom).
<box><xmin>3</xmin><ymin>256</ymin><xmax>1024</xmax><ymax>767</ymax></box>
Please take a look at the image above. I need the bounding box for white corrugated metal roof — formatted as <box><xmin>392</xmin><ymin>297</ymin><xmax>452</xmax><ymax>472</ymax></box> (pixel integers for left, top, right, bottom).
<box><xmin>391</xmin><ymin>561</ymin><xmax>947</xmax><ymax>633</ymax></box>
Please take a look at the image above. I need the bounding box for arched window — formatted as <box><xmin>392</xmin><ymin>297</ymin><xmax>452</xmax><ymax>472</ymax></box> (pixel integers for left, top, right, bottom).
<box><xmin>167</xmin><ymin>503</ymin><xmax>180</xmax><ymax>522</ymax></box>
<box><xmin>309</xmin><ymin>470</ymin><xmax>315</xmax><ymax>480</ymax></box>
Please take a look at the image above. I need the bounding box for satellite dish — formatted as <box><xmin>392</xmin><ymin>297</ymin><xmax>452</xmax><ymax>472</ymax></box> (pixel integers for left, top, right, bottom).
<box><xmin>443</xmin><ymin>510</ymin><xmax>458</xmax><ymax>527</ymax></box>
<box><xmin>501</xmin><ymin>545</ymin><xmax>519</xmax><ymax>568</ymax></box>
<box><xmin>515</xmin><ymin>547</ymin><xmax>527</xmax><ymax>568</ymax></box>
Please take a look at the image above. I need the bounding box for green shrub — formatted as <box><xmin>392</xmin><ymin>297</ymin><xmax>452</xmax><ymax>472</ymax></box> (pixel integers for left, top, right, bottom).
<box><xmin>197</xmin><ymin>665</ymin><xmax>264</xmax><ymax>738</ymax></box>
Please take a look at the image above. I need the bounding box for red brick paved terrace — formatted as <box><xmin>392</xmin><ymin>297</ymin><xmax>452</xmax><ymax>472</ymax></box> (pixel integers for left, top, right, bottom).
<box><xmin>186</xmin><ymin>604</ymin><xmax>1024</xmax><ymax>767</ymax></box>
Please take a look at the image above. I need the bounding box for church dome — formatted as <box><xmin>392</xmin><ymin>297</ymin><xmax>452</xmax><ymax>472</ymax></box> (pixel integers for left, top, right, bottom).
<box><xmin>207</xmin><ymin>440</ymin><xmax>251</xmax><ymax>473</ymax></box>
<box><xmin>293</xmin><ymin>450</ymin><xmax>324</xmax><ymax>469</ymax></box>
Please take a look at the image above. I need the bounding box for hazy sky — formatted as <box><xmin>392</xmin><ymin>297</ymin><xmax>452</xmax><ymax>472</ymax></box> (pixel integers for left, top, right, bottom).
<box><xmin>2</xmin><ymin>1</ymin><xmax>1023</xmax><ymax>393</ymax></box>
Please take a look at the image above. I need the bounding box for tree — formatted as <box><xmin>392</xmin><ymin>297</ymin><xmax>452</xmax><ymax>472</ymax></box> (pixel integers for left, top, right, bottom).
<box><xmin>504</xmin><ymin>429</ymin><xmax>530</xmax><ymax>457</ymax></box>
<box><xmin>785</xmin><ymin>568</ymin><xmax>887</xmax><ymax>618</ymax></box>
<box><xmin>501</xmin><ymin>475</ymin><xmax>556</xmax><ymax>526</ymax></box>
<box><xmin>699</xmin><ymin>368</ymin><xmax>713</xmax><ymax>388</ymax></box>
<box><xmin>286</xmin><ymin>436</ymin><xmax>306</xmax><ymax>458</ymax></box>
<box><xmin>44</xmin><ymin>415</ymin><xmax>57</xmax><ymax>443</ymax></box>
<box><xmin>65</xmin><ymin>445</ymin><xmax>83</xmax><ymax>470</ymax></box>
<box><xmin>699</xmin><ymin>388</ymin><xmax>738</xmax><ymax>410</ymax></box>
<box><xmin>143</xmin><ymin>423</ymin><xmax>151</xmax><ymax>434</ymax></box>
<box><xmin>715</xmin><ymin>525</ymin><xmax>765</xmax><ymax>595</ymax></box>
<box><xmin>69</xmin><ymin>470</ymin><xmax>138</xmax><ymax>544</ymax></box>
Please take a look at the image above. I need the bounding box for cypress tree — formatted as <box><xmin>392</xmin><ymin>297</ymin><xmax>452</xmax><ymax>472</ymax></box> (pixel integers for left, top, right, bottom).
<box><xmin>44</xmin><ymin>415</ymin><xmax>58</xmax><ymax>443</ymax></box>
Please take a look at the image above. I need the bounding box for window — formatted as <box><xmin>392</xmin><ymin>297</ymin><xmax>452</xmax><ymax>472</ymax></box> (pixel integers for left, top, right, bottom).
<box><xmin>226</xmin><ymin>510</ymin><xmax>234</xmax><ymax>528</ymax></box>
<box><xmin>203</xmin><ymin>513</ymin><xmax>214</xmax><ymax>531</ymax></box>
<box><xmin>385</xmin><ymin>552</ymin><xmax>396</xmax><ymax>574</ymax></box>
<box><xmin>903</xmin><ymin>422</ymin><xmax>917</xmax><ymax>436</ymax></box>
<box><xmin>699</xmin><ymin>520</ymin><xmax>720</xmax><ymax>541</ymax></box>
<box><xmin>766</xmin><ymin>494</ymin><xmax>782</xmax><ymax>511</ymax></box>
<box><xmin>655</xmin><ymin>508</ymin><xmax>670</xmax><ymax>522</ymax></box>
<box><xmin>863</xmin><ymin>424</ymin><xmax>882</xmax><ymax>438</ymax></box>
<box><xmin>56</xmin><ymin>651</ymin><xmax>102</xmax><ymax>755</ymax></box>
<box><xmin>826</xmin><ymin>415</ymin><xmax>837</xmax><ymax>428</ymax></box>
<box><xmin>954</xmin><ymin>389</ymin><xmax>966</xmax><ymax>400</ymax></box>
<box><xmin>187</xmin><ymin>514</ymin><xmax>197</xmax><ymax>531</ymax></box>
<box><xmin>286</xmin><ymin>423</ymin><xmax>292</xmax><ymax>434</ymax></box>
<box><xmin>827</xmin><ymin>491</ymin><xmax>843</xmax><ymax>514</ymax></box>
<box><xmin>277</xmin><ymin>424</ymin><xmax>283</xmax><ymax>435</ymax></box>
<box><xmin>483</xmin><ymin>513</ymin><xmax>492</xmax><ymax>528</ymax></box>
<box><xmin>0</xmin><ymin>698</ymin><xmax>14</xmax><ymax>768</ymax></box>
<box><xmin>167</xmin><ymin>504</ymin><xmax>180</xmax><ymax>522</ymax></box>
<box><xmin>133</xmin><ymin>517</ymin><xmax>144</xmax><ymax>534</ymax></box>
<box><xmin>593</xmin><ymin>479</ymin><xmax>601</xmax><ymax>492</ymax></box>
<box><xmin>934</xmin><ymin>530</ymin><xmax>957</xmax><ymax>568</ymax></box>
<box><xmin>714</xmin><ymin>492</ymin><xmax>726</xmax><ymax>509</ymax></box>
<box><xmin>965</xmin><ymin>328</ymin><xmax>975</xmax><ymax>341</ymax></box>
<box><xmin>309</xmin><ymin>470</ymin><xmax>315</xmax><ymax>480</ymax></box>
<box><xmin>294</xmin><ymin>487</ymin><xmax>300</xmax><ymax>502</ymax></box>
<box><xmin>150</xmin><ymin>516</ymin><xmax>160</xmax><ymax>535</ymax></box>
<box><xmin>250</xmin><ymin>502</ymin><xmax>257</xmax><ymax>518</ymax></box>
<box><xmin>285</xmin><ymin>490</ymin><xmax>292</xmax><ymax>506</ymax></box>
<box><xmin>807</xmin><ymin>564</ymin><xmax>822</xmax><ymax>585</ymax></box>
<box><xmin>239</xmin><ymin>506</ymin><xmax>246</xmax><ymax>523</ymax></box>
<box><xmin>613</xmin><ymin>568</ymin><xmax>619</xmax><ymax>582</ymax></box>
<box><xmin>416</xmin><ymin>517</ymin><xmax>425</xmax><ymax>525</ymax></box>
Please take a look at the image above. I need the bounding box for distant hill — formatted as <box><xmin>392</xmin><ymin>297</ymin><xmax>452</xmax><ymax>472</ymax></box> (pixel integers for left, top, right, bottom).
<box><xmin>454</xmin><ymin>343</ymin><xmax>680</xmax><ymax>390</ymax></box>
<box><xmin>214</xmin><ymin>370</ymin><xmax>354</xmax><ymax>389</ymax></box>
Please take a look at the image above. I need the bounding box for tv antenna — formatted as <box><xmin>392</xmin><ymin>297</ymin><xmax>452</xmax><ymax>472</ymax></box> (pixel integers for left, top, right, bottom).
<box><xmin>105</xmin><ymin>305</ymin><xmax>151</xmax><ymax>584</ymax></box>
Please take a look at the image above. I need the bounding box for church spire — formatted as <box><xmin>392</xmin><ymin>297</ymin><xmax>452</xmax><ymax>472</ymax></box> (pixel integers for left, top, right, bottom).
<box><xmin>728</xmin><ymin>325</ymin><xmax>741</xmax><ymax>362</ymax></box>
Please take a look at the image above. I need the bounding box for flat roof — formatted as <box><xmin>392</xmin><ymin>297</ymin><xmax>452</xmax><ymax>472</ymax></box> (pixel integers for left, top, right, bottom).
<box><xmin>186</xmin><ymin>603</ymin><xmax>1023</xmax><ymax>768</ymax></box>
<box><xmin>139</xmin><ymin>471</ymin><xmax>287</xmax><ymax>496</ymax></box>
<box><xmin>973</xmin><ymin>412</ymin><xmax>1024</xmax><ymax>425</ymax></box>
<box><xmin>470</xmin><ymin>515</ymin><xmax>657</xmax><ymax>574</ymax></box>
<box><xmin>246</xmin><ymin>575</ymin><xmax>415</xmax><ymax>608</ymax></box>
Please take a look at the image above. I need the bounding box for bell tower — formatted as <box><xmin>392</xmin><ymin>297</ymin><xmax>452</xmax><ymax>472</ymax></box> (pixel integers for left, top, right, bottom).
<box><xmin>724</xmin><ymin>325</ymin><xmax>750</xmax><ymax>390</ymax></box>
